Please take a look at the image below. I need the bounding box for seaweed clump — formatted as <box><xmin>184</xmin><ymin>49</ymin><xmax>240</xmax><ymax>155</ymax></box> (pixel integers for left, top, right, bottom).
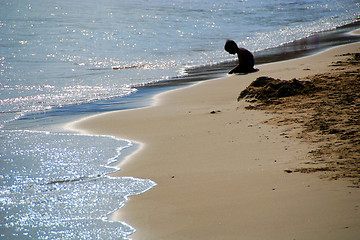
<box><xmin>238</xmin><ymin>76</ymin><xmax>315</xmax><ymax>102</ymax></box>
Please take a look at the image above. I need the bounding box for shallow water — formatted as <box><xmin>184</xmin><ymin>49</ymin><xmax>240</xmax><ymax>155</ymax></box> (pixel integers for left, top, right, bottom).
<box><xmin>1</xmin><ymin>0</ymin><xmax>359</xmax><ymax>238</ymax></box>
<box><xmin>0</xmin><ymin>130</ymin><xmax>155</xmax><ymax>239</ymax></box>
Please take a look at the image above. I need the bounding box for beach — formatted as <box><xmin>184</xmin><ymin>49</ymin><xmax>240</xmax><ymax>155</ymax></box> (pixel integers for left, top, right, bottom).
<box><xmin>2</xmin><ymin>1</ymin><xmax>360</xmax><ymax>238</ymax></box>
<box><xmin>68</xmin><ymin>39</ymin><xmax>360</xmax><ymax>240</ymax></box>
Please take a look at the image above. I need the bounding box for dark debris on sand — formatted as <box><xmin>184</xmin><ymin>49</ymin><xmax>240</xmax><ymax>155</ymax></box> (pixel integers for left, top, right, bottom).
<box><xmin>238</xmin><ymin>76</ymin><xmax>316</xmax><ymax>105</ymax></box>
<box><xmin>238</xmin><ymin>53</ymin><xmax>360</xmax><ymax>186</ymax></box>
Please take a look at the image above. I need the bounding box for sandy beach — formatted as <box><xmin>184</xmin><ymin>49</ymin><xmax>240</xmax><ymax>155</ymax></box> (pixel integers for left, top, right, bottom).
<box><xmin>68</xmin><ymin>41</ymin><xmax>360</xmax><ymax>240</ymax></box>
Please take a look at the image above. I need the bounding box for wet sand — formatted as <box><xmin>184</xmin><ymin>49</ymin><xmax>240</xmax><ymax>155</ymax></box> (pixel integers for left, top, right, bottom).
<box><xmin>67</xmin><ymin>41</ymin><xmax>360</xmax><ymax>240</ymax></box>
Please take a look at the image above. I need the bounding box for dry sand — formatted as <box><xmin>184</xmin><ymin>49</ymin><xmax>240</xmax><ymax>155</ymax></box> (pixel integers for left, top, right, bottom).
<box><xmin>67</xmin><ymin>42</ymin><xmax>360</xmax><ymax>240</ymax></box>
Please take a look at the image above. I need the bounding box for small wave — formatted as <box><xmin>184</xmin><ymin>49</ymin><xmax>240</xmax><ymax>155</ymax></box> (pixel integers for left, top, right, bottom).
<box><xmin>85</xmin><ymin>64</ymin><xmax>146</xmax><ymax>71</ymax></box>
<box><xmin>46</xmin><ymin>174</ymin><xmax>102</xmax><ymax>185</ymax></box>
<box><xmin>111</xmin><ymin>64</ymin><xmax>145</xmax><ymax>70</ymax></box>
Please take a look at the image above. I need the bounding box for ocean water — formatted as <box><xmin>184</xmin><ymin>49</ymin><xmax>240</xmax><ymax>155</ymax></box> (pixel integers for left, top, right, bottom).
<box><xmin>1</xmin><ymin>0</ymin><xmax>359</xmax><ymax>239</ymax></box>
<box><xmin>0</xmin><ymin>131</ymin><xmax>155</xmax><ymax>239</ymax></box>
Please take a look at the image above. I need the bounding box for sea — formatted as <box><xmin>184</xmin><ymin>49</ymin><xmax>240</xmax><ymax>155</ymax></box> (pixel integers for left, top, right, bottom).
<box><xmin>1</xmin><ymin>0</ymin><xmax>359</xmax><ymax>239</ymax></box>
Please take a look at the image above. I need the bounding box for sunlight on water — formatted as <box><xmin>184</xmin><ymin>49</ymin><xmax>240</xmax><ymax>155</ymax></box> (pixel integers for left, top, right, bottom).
<box><xmin>1</xmin><ymin>0</ymin><xmax>359</xmax><ymax>126</ymax></box>
<box><xmin>0</xmin><ymin>81</ymin><xmax>137</xmax><ymax>128</ymax></box>
<box><xmin>0</xmin><ymin>130</ymin><xmax>156</xmax><ymax>239</ymax></box>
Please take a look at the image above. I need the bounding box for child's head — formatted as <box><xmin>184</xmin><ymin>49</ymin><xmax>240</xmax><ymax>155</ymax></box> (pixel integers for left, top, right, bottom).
<box><xmin>224</xmin><ymin>40</ymin><xmax>238</xmax><ymax>54</ymax></box>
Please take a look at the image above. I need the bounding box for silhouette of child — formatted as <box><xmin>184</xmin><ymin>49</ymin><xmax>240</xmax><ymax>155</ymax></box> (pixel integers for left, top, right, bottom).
<box><xmin>224</xmin><ymin>40</ymin><xmax>255</xmax><ymax>74</ymax></box>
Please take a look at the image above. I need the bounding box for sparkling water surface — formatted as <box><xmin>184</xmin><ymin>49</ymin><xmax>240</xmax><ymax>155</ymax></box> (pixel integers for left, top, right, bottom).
<box><xmin>1</xmin><ymin>131</ymin><xmax>155</xmax><ymax>239</ymax></box>
<box><xmin>1</xmin><ymin>0</ymin><xmax>359</xmax><ymax>124</ymax></box>
<box><xmin>1</xmin><ymin>0</ymin><xmax>359</xmax><ymax>239</ymax></box>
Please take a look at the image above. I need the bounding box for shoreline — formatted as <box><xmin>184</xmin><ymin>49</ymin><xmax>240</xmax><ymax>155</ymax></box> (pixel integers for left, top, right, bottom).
<box><xmin>67</xmin><ymin>41</ymin><xmax>360</xmax><ymax>239</ymax></box>
<box><xmin>141</xmin><ymin>21</ymin><xmax>360</xmax><ymax>89</ymax></box>
<box><xmin>12</xmin><ymin>22</ymin><xmax>360</xmax><ymax>134</ymax></box>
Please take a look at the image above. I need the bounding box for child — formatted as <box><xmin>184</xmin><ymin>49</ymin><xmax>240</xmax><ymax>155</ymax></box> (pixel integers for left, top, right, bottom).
<box><xmin>224</xmin><ymin>40</ymin><xmax>255</xmax><ymax>74</ymax></box>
